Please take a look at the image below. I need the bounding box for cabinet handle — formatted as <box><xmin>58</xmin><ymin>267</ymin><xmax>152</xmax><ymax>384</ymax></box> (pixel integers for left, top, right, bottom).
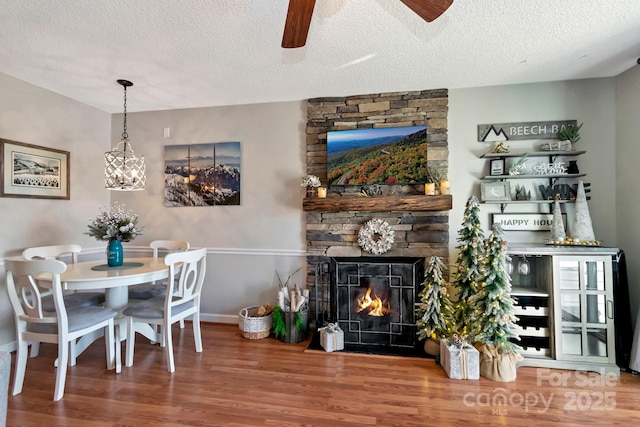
<box><xmin>607</xmin><ymin>300</ymin><xmax>614</xmax><ymax>319</ymax></box>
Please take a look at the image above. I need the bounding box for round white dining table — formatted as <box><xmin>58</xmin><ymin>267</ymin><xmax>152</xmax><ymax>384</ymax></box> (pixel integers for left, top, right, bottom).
<box><xmin>57</xmin><ymin>257</ymin><xmax>170</xmax><ymax>372</ymax></box>
<box><xmin>59</xmin><ymin>257</ymin><xmax>169</xmax><ymax>310</ymax></box>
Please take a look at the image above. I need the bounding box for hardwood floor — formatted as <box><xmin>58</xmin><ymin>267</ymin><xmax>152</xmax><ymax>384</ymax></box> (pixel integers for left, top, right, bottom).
<box><xmin>6</xmin><ymin>322</ymin><xmax>640</xmax><ymax>426</ymax></box>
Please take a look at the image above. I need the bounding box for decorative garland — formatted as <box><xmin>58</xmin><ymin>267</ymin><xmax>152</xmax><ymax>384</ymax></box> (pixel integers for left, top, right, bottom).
<box><xmin>358</xmin><ymin>218</ymin><xmax>395</xmax><ymax>254</ymax></box>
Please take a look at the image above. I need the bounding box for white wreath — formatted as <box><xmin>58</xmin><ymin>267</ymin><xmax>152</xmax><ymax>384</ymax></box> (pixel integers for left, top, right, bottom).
<box><xmin>358</xmin><ymin>219</ymin><xmax>395</xmax><ymax>255</ymax></box>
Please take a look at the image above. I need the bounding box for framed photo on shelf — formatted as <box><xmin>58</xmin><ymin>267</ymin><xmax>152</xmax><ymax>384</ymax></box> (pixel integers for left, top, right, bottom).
<box><xmin>490</xmin><ymin>158</ymin><xmax>505</xmax><ymax>176</ymax></box>
<box><xmin>0</xmin><ymin>139</ymin><xmax>70</xmax><ymax>200</ymax></box>
<box><xmin>481</xmin><ymin>181</ymin><xmax>511</xmax><ymax>202</ymax></box>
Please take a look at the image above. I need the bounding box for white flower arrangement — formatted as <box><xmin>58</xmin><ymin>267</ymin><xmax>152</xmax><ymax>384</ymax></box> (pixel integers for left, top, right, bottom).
<box><xmin>358</xmin><ymin>218</ymin><xmax>395</xmax><ymax>255</ymax></box>
<box><xmin>301</xmin><ymin>174</ymin><xmax>321</xmax><ymax>188</ymax></box>
<box><xmin>86</xmin><ymin>202</ymin><xmax>143</xmax><ymax>243</ymax></box>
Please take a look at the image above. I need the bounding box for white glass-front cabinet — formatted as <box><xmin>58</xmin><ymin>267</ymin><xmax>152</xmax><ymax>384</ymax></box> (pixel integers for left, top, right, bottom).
<box><xmin>508</xmin><ymin>247</ymin><xmax>620</xmax><ymax>375</ymax></box>
<box><xmin>553</xmin><ymin>256</ymin><xmax>616</xmax><ymax>371</ymax></box>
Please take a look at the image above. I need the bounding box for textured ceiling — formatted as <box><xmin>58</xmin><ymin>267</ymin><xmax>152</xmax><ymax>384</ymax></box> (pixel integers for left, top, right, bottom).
<box><xmin>1</xmin><ymin>0</ymin><xmax>640</xmax><ymax>113</ymax></box>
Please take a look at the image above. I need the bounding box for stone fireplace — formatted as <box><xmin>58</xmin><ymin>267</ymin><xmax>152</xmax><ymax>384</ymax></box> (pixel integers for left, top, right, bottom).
<box><xmin>303</xmin><ymin>89</ymin><xmax>450</xmax><ymax>354</ymax></box>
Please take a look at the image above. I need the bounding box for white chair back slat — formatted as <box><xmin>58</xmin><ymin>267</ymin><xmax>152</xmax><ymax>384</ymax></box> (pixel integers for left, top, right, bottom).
<box><xmin>164</xmin><ymin>248</ymin><xmax>206</xmax><ymax>312</ymax></box>
<box><xmin>150</xmin><ymin>240</ymin><xmax>190</xmax><ymax>259</ymax></box>
<box><xmin>22</xmin><ymin>244</ymin><xmax>81</xmax><ymax>264</ymax></box>
<box><xmin>18</xmin><ymin>275</ymin><xmax>50</xmax><ymax>320</ymax></box>
<box><xmin>8</xmin><ymin>259</ymin><xmax>65</xmax><ymax>325</ymax></box>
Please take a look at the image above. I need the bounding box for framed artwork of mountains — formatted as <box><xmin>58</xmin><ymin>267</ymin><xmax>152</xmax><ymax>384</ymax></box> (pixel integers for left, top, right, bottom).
<box><xmin>164</xmin><ymin>141</ymin><xmax>241</xmax><ymax>207</ymax></box>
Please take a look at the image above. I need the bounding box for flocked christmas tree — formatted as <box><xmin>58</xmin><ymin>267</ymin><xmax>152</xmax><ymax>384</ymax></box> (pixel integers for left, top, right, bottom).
<box><xmin>451</xmin><ymin>195</ymin><xmax>486</xmax><ymax>338</ymax></box>
<box><xmin>416</xmin><ymin>256</ymin><xmax>454</xmax><ymax>341</ymax></box>
<box><xmin>471</xmin><ymin>224</ymin><xmax>521</xmax><ymax>354</ymax></box>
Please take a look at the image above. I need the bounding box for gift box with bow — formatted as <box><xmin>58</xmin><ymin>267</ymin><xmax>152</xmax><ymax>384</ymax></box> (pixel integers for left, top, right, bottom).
<box><xmin>319</xmin><ymin>323</ymin><xmax>344</xmax><ymax>352</ymax></box>
<box><xmin>440</xmin><ymin>336</ymin><xmax>479</xmax><ymax>380</ymax></box>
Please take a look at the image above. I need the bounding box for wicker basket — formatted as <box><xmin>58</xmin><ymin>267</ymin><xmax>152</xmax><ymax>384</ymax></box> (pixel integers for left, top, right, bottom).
<box><xmin>239</xmin><ymin>306</ymin><xmax>273</xmax><ymax>340</ymax></box>
<box><xmin>277</xmin><ymin>309</ymin><xmax>309</xmax><ymax>344</ymax></box>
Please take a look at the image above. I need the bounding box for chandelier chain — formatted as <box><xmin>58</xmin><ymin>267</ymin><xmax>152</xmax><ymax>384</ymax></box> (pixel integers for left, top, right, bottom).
<box><xmin>122</xmin><ymin>85</ymin><xmax>128</xmax><ymax>139</ymax></box>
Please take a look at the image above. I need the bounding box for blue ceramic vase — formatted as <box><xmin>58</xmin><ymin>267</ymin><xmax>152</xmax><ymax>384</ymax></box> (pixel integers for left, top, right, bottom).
<box><xmin>107</xmin><ymin>240</ymin><xmax>123</xmax><ymax>267</ymax></box>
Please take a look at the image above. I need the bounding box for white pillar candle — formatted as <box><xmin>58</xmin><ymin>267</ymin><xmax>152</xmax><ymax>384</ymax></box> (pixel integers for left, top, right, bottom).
<box><xmin>317</xmin><ymin>186</ymin><xmax>327</xmax><ymax>198</ymax></box>
<box><xmin>425</xmin><ymin>183</ymin><xmax>436</xmax><ymax>195</ymax></box>
<box><xmin>440</xmin><ymin>180</ymin><xmax>450</xmax><ymax>195</ymax></box>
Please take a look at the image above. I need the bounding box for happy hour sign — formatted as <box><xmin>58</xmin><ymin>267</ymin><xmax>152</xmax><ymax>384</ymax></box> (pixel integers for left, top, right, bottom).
<box><xmin>492</xmin><ymin>213</ymin><xmax>567</xmax><ymax>231</ymax></box>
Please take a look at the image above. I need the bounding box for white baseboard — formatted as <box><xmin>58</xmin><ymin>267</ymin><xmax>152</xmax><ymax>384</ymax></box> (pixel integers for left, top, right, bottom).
<box><xmin>200</xmin><ymin>313</ymin><xmax>238</xmax><ymax>324</ymax></box>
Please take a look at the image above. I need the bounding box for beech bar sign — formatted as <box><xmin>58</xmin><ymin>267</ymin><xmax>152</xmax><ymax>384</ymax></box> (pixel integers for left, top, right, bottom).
<box><xmin>478</xmin><ymin>120</ymin><xmax>577</xmax><ymax>142</ymax></box>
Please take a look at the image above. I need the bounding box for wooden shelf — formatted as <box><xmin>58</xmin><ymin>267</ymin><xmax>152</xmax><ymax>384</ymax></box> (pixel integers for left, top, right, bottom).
<box><xmin>482</xmin><ymin>174</ymin><xmax>586</xmax><ymax>180</ymax></box>
<box><xmin>482</xmin><ymin>200</ymin><xmax>576</xmax><ymax>205</ymax></box>
<box><xmin>302</xmin><ymin>195</ymin><xmax>452</xmax><ymax>212</ymax></box>
<box><xmin>481</xmin><ymin>150</ymin><xmax>586</xmax><ymax>158</ymax></box>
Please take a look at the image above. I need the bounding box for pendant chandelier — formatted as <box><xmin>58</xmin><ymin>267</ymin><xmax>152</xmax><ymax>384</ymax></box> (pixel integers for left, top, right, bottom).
<box><xmin>104</xmin><ymin>79</ymin><xmax>146</xmax><ymax>191</ymax></box>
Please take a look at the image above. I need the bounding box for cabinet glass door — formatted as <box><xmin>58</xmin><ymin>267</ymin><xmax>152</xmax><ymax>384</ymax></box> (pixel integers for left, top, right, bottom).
<box><xmin>554</xmin><ymin>256</ymin><xmax>614</xmax><ymax>363</ymax></box>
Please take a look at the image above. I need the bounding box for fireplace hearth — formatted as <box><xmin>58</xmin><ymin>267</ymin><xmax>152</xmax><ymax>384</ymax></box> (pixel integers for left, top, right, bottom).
<box><xmin>321</xmin><ymin>257</ymin><xmax>424</xmax><ymax>356</ymax></box>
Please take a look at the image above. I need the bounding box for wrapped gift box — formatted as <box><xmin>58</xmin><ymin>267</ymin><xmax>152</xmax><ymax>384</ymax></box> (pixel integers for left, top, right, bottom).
<box><xmin>320</xmin><ymin>323</ymin><xmax>344</xmax><ymax>352</ymax></box>
<box><xmin>440</xmin><ymin>338</ymin><xmax>479</xmax><ymax>380</ymax></box>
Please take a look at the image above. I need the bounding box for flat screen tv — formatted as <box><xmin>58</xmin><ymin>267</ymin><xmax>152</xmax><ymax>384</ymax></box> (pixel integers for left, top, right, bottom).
<box><xmin>326</xmin><ymin>125</ymin><xmax>428</xmax><ymax>185</ymax></box>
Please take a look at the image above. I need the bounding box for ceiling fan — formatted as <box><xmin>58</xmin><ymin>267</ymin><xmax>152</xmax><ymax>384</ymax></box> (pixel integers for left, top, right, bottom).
<box><xmin>282</xmin><ymin>0</ymin><xmax>454</xmax><ymax>48</ymax></box>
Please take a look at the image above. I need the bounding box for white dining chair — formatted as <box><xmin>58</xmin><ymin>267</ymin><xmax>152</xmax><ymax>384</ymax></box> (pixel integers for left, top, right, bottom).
<box><xmin>22</xmin><ymin>244</ymin><xmax>106</xmax><ymax>363</ymax></box>
<box><xmin>5</xmin><ymin>258</ymin><xmax>118</xmax><ymax>401</ymax></box>
<box><xmin>128</xmin><ymin>240</ymin><xmax>190</xmax><ymax>330</ymax></box>
<box><xmin>124</xmin><ymin>248</ymin><xmax>206</xmax><ymax>372</ymax></box>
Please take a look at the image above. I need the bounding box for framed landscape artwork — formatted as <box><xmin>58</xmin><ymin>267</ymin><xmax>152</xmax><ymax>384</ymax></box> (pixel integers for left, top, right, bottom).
<box><xmin>164</xmin><ymin>141</ymin><xmax>241</xmax><ymax>207</ymax></box>
<box><xmin>0</xmin><ymin>139</ymin><xmax>70</xmax><ymax>200</ymax></box>
<box><xmin>326</xmin><ymin>126</ymin><xmax>428</xmax><ymax>185</ymax></box>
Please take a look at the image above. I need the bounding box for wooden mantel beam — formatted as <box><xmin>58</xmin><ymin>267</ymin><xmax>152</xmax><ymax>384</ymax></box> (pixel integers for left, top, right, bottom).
<box><xmin>302</xmin><ymin>195</ymin><xmax>452</xmax><ymax>212</ymax></box>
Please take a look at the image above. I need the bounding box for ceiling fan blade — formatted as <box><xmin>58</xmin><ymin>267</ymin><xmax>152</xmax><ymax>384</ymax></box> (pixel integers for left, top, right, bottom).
<box><xmin>400</xmin><ymin>0</ymin><xmax>454</xmax><ymax>22</ymax></box>
<box><xmin>282</xmin><ymin>0</ymin><xmax>317</xmax><ymax>48</ymax></box>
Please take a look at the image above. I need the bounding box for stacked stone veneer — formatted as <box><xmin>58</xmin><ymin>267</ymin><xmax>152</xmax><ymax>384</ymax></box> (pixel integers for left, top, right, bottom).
<box><xmin>304</xmin><ymin>89</ymin><xmax>450</xmax><ymax>291</ymax></box>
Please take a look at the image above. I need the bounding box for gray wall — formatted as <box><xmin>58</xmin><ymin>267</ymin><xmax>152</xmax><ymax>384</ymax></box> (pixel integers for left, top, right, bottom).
<box><xmin>111</xmin><ymin>102</ymin><xmax>308</xmax><ymax>322</ymax></box>
<box><xmin>1</xmin><ymin>70</ymin><xmax>638</xmax><ymax>351</ymax></box>
<box><xmin>0</xmin><ymin>73</ymin><xmax>111</xmax><ymax>348</ymax></box>
<box><xmin>615</xmin><ymin>65</ymin><xmax>640</xmax><ymax>325</ymax></box>
<box><xmin>449</xmin><ymin>78</ymin><xmax>617</xmax><ymax>246</ymax></box>
<box><xmin>449</xmin><ymin>77</ymin><xmax>637</xmax><ymax>326</ymax></box>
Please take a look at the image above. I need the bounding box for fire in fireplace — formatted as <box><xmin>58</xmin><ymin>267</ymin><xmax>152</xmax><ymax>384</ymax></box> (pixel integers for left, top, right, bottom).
<box><xmin>355</xmin><ymin>282</ymin><xmax>391</xmax><ymax>317</ymax></box>
<box><xmin>329</xmin><ymin>257</ymin><xmax>424</xmax><ymax>355</ymax></box>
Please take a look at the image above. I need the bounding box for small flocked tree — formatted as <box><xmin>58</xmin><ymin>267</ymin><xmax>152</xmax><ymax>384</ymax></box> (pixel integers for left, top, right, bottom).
<box><xmin>451</xmin><ymin>196</ymin><xmax>486</xmax><ymax>338</ymax></box>
<box><xmin>471</xmin><ymin>224</ymin><xmax>521</xmax><ymax>354</ymax></box>
<box><xmin>416</xmin><ymin>256</ymin><xmax>454</xmax><ymax>341</ymax></box>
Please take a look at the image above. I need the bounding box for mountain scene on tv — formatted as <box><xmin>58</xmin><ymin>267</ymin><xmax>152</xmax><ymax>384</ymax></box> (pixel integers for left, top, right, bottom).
<box><xmin>164</xmin><ymin>142</ymin><xmax>240</xmax><ymax>206</ymax></box>
<box><xmin>327</xmin><ymin>126</ymin><xmax>428</xmax><ymax>185</ymax></box>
